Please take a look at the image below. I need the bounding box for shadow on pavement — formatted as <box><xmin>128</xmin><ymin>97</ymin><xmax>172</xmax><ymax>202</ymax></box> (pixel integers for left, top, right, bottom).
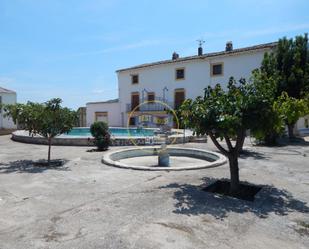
<box><xmin>0</xmin><ymin>159</ymin><xmax>70</xmax><ymax>174</ymax></box>
<box><xmin>159</xmin><ymin>177</ymin><xmax>309</xmax><ymax>219</ymax></box>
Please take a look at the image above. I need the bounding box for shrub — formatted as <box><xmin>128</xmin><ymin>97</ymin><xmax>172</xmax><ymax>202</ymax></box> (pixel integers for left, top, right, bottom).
<box><xmin>90</xmin><ymin>121</ymin><xmax>110</xmax><ymax>151</ymax></box>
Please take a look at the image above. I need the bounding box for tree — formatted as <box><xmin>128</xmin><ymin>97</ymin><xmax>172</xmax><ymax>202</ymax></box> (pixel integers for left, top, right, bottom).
<box><xmin>3</xmin><ymin>98</ymin><xmax>77</xmax><ymax>165</ymax></box>
<box><xmin>90</xmin><ymin>121</ymin><xmax>111</xmax><ymax>151</ymax></box>
<box><xmin>274</xmin><ymin>92</ymin><xmax>309</xmax><ymax>138</ymax></box>
<box><xmin>250</xmin><ymin>61</ymin><xmax>284</xmax><ymax>145</ymax></box>
<box><xmin>179</xmin><ymin>77</ymin><xmax>274</xmax><ymax>194</ymax></box>
<box><xmin>251</xmin><ymin>33</ymin><xmax>309</xmax><ymax>142</ymax></box>
<box><xmin>276</xmin><ymin>34</ymin><xmax>309</xmax><ymax>99</ymax></box>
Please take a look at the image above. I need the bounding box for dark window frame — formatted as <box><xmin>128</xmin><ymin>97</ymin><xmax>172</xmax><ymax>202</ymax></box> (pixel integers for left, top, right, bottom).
<box><xmin>211</xmin><ymin>63</ymin><xmax>223</xmax><ymax>76</ymax></box>
<box><xmin>131</xmin><ymin>74</ymin><xmax>139</xmax><ymax>84</ymax></box>
<box><xmin>175</xmin><ymin>68</ymin><xmax>185</xmax><ymax>80</ymax></box>
<box><xmin>147</xmin><ymin>92</ymin><xmax>155</xmax><ymax>102</ymax></box>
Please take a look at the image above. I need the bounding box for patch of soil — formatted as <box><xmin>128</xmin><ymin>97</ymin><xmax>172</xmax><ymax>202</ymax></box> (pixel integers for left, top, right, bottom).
<box><xmin>33</xmin><ymin>160</ymin><xmax>65</xmax><ymax>167</ymax></box>
<box><xmin>203</xmin><ymin>180</ymin><xmax>262</xmax><ymax>202</ymax></box>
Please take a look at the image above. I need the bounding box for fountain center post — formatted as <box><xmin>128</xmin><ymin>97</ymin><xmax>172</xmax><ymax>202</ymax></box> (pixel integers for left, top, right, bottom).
<box><xmin>158</xmin><ymin>132</ymin><xmax>170</xmax><ymax>167</ymax></box>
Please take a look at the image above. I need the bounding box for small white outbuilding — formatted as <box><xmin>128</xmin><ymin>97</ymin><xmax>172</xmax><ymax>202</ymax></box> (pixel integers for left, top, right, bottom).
<box><xmin>86</xmin><ymin>99</ymin><xmax>121</xmax><ymax>127</ymax></box>
<box><xmin>0</xmin><ymin>87</ymin><xmax>17</xmax><ymax>129</ymax></box>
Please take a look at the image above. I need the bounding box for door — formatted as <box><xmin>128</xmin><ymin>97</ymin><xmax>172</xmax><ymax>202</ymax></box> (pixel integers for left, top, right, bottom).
<box><xmin>131</xmin><ymin>93</ymin><xmax>140</xmax><ymax>111</ymax></box>
<box><xmin>174</xmin><ymin>89</ymin><xmax>185</xmax><ymax>128</ymax></box>
<box><xmin>174</xmin><ymin>89</ymin><xmax>185</xmax><ymax>109</ymax></box>
<box><xmin>95</xmin><ymin>112</ymin><xmax>108</xmax><ymax>124</ymax></box>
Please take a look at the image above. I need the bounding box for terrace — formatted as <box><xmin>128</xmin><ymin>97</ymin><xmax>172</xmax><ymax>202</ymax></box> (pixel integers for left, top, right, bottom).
<box><xmin>0</xmin><ymin>135</ymin><xmax>308</xmax><ymax>248</ymax></box>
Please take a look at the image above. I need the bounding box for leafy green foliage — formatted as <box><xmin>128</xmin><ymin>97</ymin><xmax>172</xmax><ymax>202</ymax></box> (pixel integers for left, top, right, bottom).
<box><xmin>250</xmin><ymin>65</ymin><xmax>285</xmax><ymax>144</ymax></box>
<box><xmin>274</xmin><ymin>92</ymin><xmax>308</xmax><ymax>126</ymax></box>
<box><xmin>180</xmin><ymin>77</ymin><xmax>273</xmax><ymax>140</ymax></box>
<box><xmin>3</xmin><ymin>98</ymin><xmax>77</xmax><ymax>163</ymax></box>
<box><xmin>90</xmin><ymin>121</ymin><xmax>110</xmax><ymax>151</ymax></box>
<box><xmin>276</xmin><ymin>34</ymin><xmax>309</xmax><ymax>99</ymax></box>
<box><xmin>250</xmin><ymin>33</ymin><xmax>309</xmax><ymax>142</ymax></box>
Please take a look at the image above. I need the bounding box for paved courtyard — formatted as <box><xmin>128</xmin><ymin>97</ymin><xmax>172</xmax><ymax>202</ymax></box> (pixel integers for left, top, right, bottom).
<box><xmin>0</xmin><ymin>135</ymin><xmax>308</xmax><ymax>249</ymax></box>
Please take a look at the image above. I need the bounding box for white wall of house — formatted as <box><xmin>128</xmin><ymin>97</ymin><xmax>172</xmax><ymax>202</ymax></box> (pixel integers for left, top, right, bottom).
<box><xmin>0</xmin><ymin>92</ymin><xmax>17</xmax><ymax>129</ymax></box>
<box><xmin>86</xmin><ymin>101</ymin><xmax>121</xmax><ymax>127</ymax></box>
<box><xmin>296</xmin><ymin>115</ymin><xmax>309</xmax><ymax>130</ymax></box>
<box><xmin>117</xmin><ymin>49</ymin><xmax>269</xmax><ymax>126</ymax></box>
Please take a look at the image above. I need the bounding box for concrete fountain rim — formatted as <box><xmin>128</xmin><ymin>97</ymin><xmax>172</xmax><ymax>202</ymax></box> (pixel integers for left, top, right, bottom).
<box><xmin>102</xmin><ymin>146</ymin><xmax>227</xmax><ymax>171</ymax></box>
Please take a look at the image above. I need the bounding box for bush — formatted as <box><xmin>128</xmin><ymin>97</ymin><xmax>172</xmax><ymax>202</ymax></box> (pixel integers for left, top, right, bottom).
<box><xmin>90</xmin><ymin>121</ymin><xmax>110</xmax><ymax>151</ymax></box>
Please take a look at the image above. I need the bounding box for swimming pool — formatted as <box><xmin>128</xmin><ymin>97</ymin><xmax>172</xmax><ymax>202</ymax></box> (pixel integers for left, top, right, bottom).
<box><xmin>66</xmin><ymin>127</ymin><xmax>155</xmax><ymax>137</ymax></box>
<box><xmin>12</xmin><ymin>128</ymin><xmax>193</xmax><ymax>146</ymax></box>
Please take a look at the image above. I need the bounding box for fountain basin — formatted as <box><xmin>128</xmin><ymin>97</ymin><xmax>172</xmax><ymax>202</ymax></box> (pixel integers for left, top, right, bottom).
<box><xmin>102</xmin><ymin>147</ymin><xmax>227</xmax><ymax>171</ymax></box>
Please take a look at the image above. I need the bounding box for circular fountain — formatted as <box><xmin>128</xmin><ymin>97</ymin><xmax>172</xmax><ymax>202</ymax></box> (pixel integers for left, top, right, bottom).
<box><xmin>102</xmin><ymin>146</ymin><xmax>227</xmax><ymax>171</ymax></box>
<box><xmin>103</xmin><ymin>125</ymin><xmax>226</xmax><ymax>171</ymax></box>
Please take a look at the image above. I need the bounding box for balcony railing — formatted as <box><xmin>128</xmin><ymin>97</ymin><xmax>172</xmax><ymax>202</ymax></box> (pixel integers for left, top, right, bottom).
<box><xmin>126</xmin><ymin>100</ymin><xmax>174</xmax><ymax>112</ymax></box>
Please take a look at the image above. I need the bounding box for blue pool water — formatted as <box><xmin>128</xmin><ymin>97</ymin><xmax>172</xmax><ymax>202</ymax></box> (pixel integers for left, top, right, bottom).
<box><xmin>66</xmin><ymin>127</ymin><xmax>155</xmax><ymax>137</ymax></box>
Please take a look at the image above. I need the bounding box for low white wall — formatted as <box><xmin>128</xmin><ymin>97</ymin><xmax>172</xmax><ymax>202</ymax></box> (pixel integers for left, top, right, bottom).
<box><xmin>0</xmin><ymin>92</ymin><xmax>17</xmax><ymax>129</ymax></box>
<box><xmin>296</xmin><ymin>115</ymin><xmax>309</xmax><ymax>130</ymax></box>
<box><xmin>86</xmin><ymin>101</ymin><xmax>121</xmax><ymax>127</ymax></box>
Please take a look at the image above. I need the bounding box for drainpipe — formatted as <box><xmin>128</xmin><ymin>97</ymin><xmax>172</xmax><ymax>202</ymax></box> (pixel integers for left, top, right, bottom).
<box><xmin>163</xmin><ymin>87</ymin><xmax>168</xmax><ymax>102</ymax></box>
<box><xmin>142</xmin><ymin>88</ymin><xmax>148</xmax><ymax>103</ymax></box>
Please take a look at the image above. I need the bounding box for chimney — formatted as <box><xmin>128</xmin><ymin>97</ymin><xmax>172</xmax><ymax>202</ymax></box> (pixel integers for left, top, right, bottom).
<box><xmin>197</xmin><ymin>39</ymin><xmax>205</xmax><ymax>56</ymax></box>
<box><xmin>226</xmin><ymin>41</ymin><xmax>233</xmax><ymax>51</ymax></box>
<box><xmin>198</xmin><ymin>46</ymin><xmax>203</xmax><ymax>56</ymax></box>
<box><xmin>172</xmin><ymin>52</ymin><xmax>179</xmax><ymax>60</ymax></box>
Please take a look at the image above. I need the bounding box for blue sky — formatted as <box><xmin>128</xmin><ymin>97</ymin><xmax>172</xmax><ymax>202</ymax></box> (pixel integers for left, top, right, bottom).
<box><xmin>0</xmin><ymin>0</ymin><xmax>308</xmax><ymax>109</ymax></box>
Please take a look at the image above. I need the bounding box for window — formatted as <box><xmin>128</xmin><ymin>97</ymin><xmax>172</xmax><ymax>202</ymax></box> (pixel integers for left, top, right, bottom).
<box><xmin>131</xmin><ymin>74</ymin><xmax>139</xmax><ymax>84</ymax></box>
<box><xmin>147</xmin><ymin>92</ymin><xmax>155</xmax><ymax>102</ymax></box>
<box><xmin>211</xmin><ymin>63</ymin><xmax>223</xmax><ymax>76</ymax></box>
<box><xmin>175</xmin><ymin>68</ymin><xmax>185</xmax><ymax>80</ymax></box>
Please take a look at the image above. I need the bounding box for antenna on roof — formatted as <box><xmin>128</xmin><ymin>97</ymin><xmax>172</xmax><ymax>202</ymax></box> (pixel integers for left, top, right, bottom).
<box><xmin>197</xmin><ymin>39</ymin><xmax>205</xmax><ymax>47</ymax></box>
<box><xmin>196</xmin><ymin>39</ymin><xmax>205</xmax><ymax>56</ymax></box>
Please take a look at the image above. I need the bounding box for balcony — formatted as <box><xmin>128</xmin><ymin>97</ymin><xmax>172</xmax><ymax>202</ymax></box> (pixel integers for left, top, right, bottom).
<box><xmin>126</xmin><ymin>100</ymin><xmax>174</xmax><ymax>112</ymax></box>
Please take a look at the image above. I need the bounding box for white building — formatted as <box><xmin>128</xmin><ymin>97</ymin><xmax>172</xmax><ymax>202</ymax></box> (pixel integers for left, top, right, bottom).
<box><xmin>86</xmin><ymin>99</ymin><xmax>121</xmax><ymax>127</ymax></box>
<box><xmin>0</xmin><ymin>87</ymin><xmax>17</xmax><ymax>129</ymax></box>
<box><xmin>87</xmin><ymin>41</ymin><xmax>277</xmax><ymax>128</ymax></box>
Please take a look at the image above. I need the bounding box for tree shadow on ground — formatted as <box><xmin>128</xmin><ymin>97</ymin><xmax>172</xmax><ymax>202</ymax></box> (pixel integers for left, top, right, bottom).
<box><xmin>255</xmin><ymin>137</ymin><xmax>309</xmax><ymax>147</ymax></box>
<box><xmin>0</xmin><ymin>159</ymin><xmax>70</xmax><ymax>174</ymax></box>
<box><xmin>239</xmin><ymin>149</ymin><xmax>271</xmax><ymax>160</ymax></box>
<box><xmin>159</xmin><ymin>177</ymin><xmax>309</xmax><ymax>220</ymax></box>
<box><xmin>279</xmin><ymin>137</ymin><xmax>309</xmax><ymax>147</ymax></box>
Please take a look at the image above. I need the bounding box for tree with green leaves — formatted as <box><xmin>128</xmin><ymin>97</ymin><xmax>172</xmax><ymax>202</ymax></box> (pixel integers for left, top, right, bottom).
<box><xmin>179</xmin><ymin>77</ymin><xmax>274</xmax><ymax>194</ymax></box>
<box><xmin>274</xmin><ymin>92</ymin><xmax>309</xmax><ymax>138</ymax></box>
<box><xmin>250</xmin><ymin>62</ymin><xmax>284</xmax><ymax>145</ymax></box>
<box><xmin>3</xmin><ymin>98</ymin><xmax>77</xmax><ymax>165</ymax></box>
<box><xmin>276</xmin><ymin>34</ymin><xmax>309</xmax><ymax>99</ymax></box>
<box><xmin>251</xmin><ymin>33</ymin><xmax>309</xmax><ymax>141</ymax></box>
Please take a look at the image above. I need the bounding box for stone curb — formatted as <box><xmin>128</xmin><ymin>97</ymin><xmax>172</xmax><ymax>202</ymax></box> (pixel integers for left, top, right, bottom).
<box><xmin>102</xmin><ymin>147</ymin><xmax>227</xmax><ymax>171</ymax></box>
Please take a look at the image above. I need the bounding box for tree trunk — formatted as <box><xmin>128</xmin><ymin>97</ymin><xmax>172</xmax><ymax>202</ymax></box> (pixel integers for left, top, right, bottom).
<box><xmin>238</xmin><ymin>133</ymin><xmax>246</xmax><ymax>153</ymax></box>
<box><xmin>287</xmin><ymin>124</ymin><xmax>295</xmax><ymax>139</ymax></box>
<box><xmin>48</xmin><ymin>137</ymin><xmax>52</xmax><ymax>165</ymax></box>
<box><xmin>228</xmin><ymin>154</ymin><xmax>240</xmax><ymax>194</ymax></box>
